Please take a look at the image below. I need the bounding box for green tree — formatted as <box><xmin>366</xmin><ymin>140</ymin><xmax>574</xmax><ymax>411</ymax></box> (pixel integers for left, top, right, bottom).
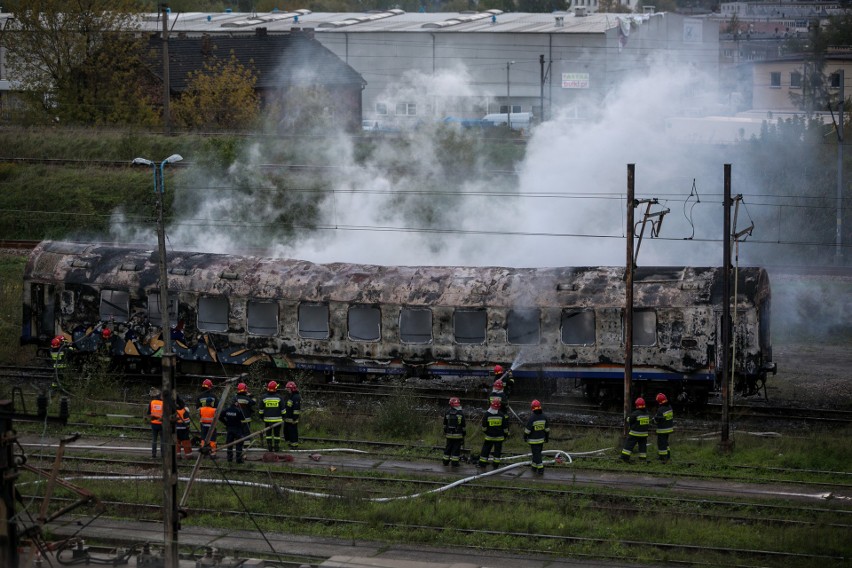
<box><xmin>2</xmin><ymin>0</ymin><xmax>157</xmax><ymax>125</ymax></box>
<box><xmin>170</xmin><ymin>52</ymin><xmax>261</xmax><ymax>131</ymax></box>
<box><xmin>597</xmin><ymin>0</ymin><xmax>634</xmax><ymax>13</ymax></box>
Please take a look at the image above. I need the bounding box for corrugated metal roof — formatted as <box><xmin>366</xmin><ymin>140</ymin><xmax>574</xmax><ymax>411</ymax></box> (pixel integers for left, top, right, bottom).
<box><xmin>139</xmin><ymin>10</ymin><xmax>624</xmax><ymax>35</ymax></box>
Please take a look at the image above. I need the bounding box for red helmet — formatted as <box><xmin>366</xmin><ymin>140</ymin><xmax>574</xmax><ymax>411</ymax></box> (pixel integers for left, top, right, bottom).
<box><xmin>51</xmin><ymin>337</ymin><xmax>62</xmax><ymax>349</ymax></box>
<box><xmin>635</xmin><ymin>397</ymin><xmax>646</xmax><ymax>409</ymax></box>
<box><xmin>267</xmin><ymin>381</ymin><xmax>278</xmax><ymax>392</ymax></box>
<box><xmin>202</xmin><ymin>378</ymin><xmax>213</xmax><ymax>389</ymax></box>
<box><xmin>101</xmin><ymin>328</ymin><xmax>111</xmax><ymax>339</ymax></box>
<box><xmin>531</xmin><ymin>399</ymin><xmax>542</xmax><ymax>411</ymax></box>
<box><xmin>237</xmin><ymin>382</ymin><xmax>248</xmax><ymax>393</ymax></box>
<box><xmin>493</xmin><ymin>364</ymin><xmax>504</xmax><ymax>375</ymax></box>
<box><xmin>490</xmin><ymin>398</ymin><xmax>502</xmax><ymax>410</ymax></box>
<box><xmin>449</xmin><ymin>397</ymin><xmax>461</xmax><ymax>408</ymax></box>
<box><xmin>656</xmin><ymin>393</ymin><xmax>668</xmax><ymax>405</ymax></box>
<box><xmin>285</xmin><ymin>381</ymin><xmax>298</xmax><ymax>392</ymax></box>
<box><xmin>493</xmin><ymin>379</ymin><xmax>504</xmax><ymax>390</ymax></box>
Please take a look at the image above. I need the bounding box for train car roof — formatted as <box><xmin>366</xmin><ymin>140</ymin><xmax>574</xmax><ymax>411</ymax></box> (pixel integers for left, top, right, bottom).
<box><xmin>24</xmin><ymin>241</ymin><xmax>769</xmax><ymax>308</ymax></box>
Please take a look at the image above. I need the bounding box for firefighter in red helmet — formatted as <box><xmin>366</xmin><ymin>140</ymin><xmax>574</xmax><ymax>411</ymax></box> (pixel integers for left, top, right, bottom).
<box><xmin>195</xmin><ymin>378</ymin><xmax>218</xmax><ymax>411</ymax></box>
<box><xmin>442</xmin><ymin>397</ymin><xmax>466</xmax><ymax>467</ymax></box>
<box><xmin>283</xmin><ymin>381</ymin><xmax>301</xmax><ymax>449</ymax></box>
<box><xmin>489</xmin><ymin>378</ymin><xmax>509</xmax><ymax>410</ymax></box>
<box><xmin>478</xmin><ymin>398</ymin><xmax>508</xmax><ymax>469</ymax></box>
<box><xmin>493</xmin><ymin>363</ymin><xmax>515</xmax><ymax>396</ymax></box>
<box><xmin>259</xmin><ymin>380</ymin><xmax>284</xmax><ymax>452</ymax></box>
<box><xmin>524</xmin><ymin>399</ymin><xmax>550</xmax><ymax>475</ymax></box>
<box><xmin>621</xmin><ymin>397</ymin><xmax>650</xmax><ymax>463</ymax></box>
<box><xmin>234</xmin><ymin>382</ymin><xmax>256</xmax><ymax>439</ymax></box>
<box><xmin>652</xmin><ymin>393</ymin><xmax>674</xmax><ymax>463</ymax></box>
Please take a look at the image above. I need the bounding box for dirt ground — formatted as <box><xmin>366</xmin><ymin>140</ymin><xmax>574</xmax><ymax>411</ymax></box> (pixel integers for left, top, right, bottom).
<box><xmin>767</xmin><ymin>342</ymin><xmax>852</xmax><ymax>409</ymax></box>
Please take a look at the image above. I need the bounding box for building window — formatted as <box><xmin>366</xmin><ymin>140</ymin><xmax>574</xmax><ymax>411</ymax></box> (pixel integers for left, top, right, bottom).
<box><xmin>790</xmin><ymin>71</ymin><xmax>802</xmax><ymax>89</ymax></box>
<box><xmin>349</xmin><ymin>305</ymin><xmax>381</xmax><ymax>342</ymax></box>
<box><xmin>454</xmin><ymin>309</ymin><xmax>486</xmax><ymax>344</ymax></box>
<box><xmin>100</xmin><ymin>290</ymin><xmax>130</xmax><ymax>323</ymax></box>
<box><xmin>247</xmin><ymin>300</ymin><xmax>278</xmax><ymax>336</ymax></box>
<box><xmin>376</xmin><ymin>102</ymin><xmax>388</xmax><ymax>115</ymax></box>
<box><xmin>298</xmin><ymin>303</ymin><xmax>329</xmax><ymax>339</ymax></box>
<box><xmin>395</xmin><ymin>102</ymin><xmax>416</xmax><ymax>116</ymax></box>
<box><xmin>830</xmin><ymin>72</ymin><xmax>841</xmax><ymax>89</ymax></box>
<box><xmin>198</xmin><ymin>296</ymin><xmax>229</xmax><ymax>333</ymax></box>
<box><xmin>147</xmin><ymin>293</ymin><xmax>177</xmax><ymax>327</ymax></box>
<box><xmin>561</xmin><ymin>310</ymin><xmax>595</xmax><ymax>345</ymax></box>
<box><xmin>770</xmin><ymin>72</ymin><xmax>781</xmax><ymax>88</ymax></box>
<box><xmin>400</xmin><ymin>308</ymin><xmax>432</xmax><ymax>344</ymax></box>
<box><xmin>507</xmin><ymin>309</ymin><xmax>540</xmax><ymax>345</ymax></box>
<box><xmin>499</xmin><ymin>105</ymin><xmax>522</xmax><ymax>114</ymax></box>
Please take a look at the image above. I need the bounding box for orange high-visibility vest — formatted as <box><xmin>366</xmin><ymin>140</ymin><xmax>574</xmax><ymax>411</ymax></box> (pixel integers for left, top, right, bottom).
<box><xmin>149</xmin><ymin>400</ymin><xmax>163</xmax><ymax>425</ymax></box>
<box><xmin>199</xmin><ymin>406</ymin><xmax>216</xmax><ymax>425</ymax></box>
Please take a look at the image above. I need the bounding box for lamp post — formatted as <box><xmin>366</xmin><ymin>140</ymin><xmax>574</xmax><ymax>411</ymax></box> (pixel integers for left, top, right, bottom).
<box><xmin>506</xmin><ymin>61</ymin><xmax>515</xmax><ymax>131</ymax></box>
<box><xmin>132</xmin><ymin>154</ymin><xmax>182</xmax><ymax>567</ymax></box>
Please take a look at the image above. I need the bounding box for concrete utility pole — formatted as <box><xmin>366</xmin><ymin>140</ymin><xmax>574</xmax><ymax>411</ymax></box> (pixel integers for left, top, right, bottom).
<box><xmin>162</xmin><ymin>4</ymin><xmax>171</xmax><ymax>136</ymax></box>
<box><xmin>720</xmin><ymin>164</ymin><xmax>734</xmax><ymax>452</ymax></box>
<box><xmin>624</xmin><ymin>164</ymin><xmax>635</xmax><ymax>437</ymax></box>
<box><xmin>836</xmin><ymin>69</ymin><xmax>844</xmax><ymax>263</ymax></box>
<box><xmin>506</xmin><ymin>61</ymin><xmax>514</xmax><ymax>131</ymax></box>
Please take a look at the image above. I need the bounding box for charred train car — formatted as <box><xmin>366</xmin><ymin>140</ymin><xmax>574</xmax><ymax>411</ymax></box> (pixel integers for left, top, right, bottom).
<box><xmin>21</xmin><ymin>241</ymin><xmax>775</xmax><ymax>403</ymax></box>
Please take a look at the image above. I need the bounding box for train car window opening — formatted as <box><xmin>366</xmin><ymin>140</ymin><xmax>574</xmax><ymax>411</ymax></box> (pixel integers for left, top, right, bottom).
<box><xmin>349</xmin><ymin>305</ymin><xmax>381</xmax><ymax>342</ymax></box>
<box><xmin>507</xmin><ymin>309</ymin><xmax>541</xmax><ymax>345</ymax></box>
<box><xmin>198</xmin><ymin>296</ymin><xmax>229</xmax><ymax>332</ymax></box>
<box><xmin>454</xmin><ymin>309</ymin><xmax>486</xmax><ymax>344</ymax></box>
<box><xmin>561</xmin><ymin>310</ymin><xmax>595</xmax><ymax>345</ymax></box>
<box><xmin>632</xmin><ymin>310</ymin><xmax>657</xmax><ymax>346</ymax></box>
<box><xmin>681</xmin><ymin>338</ymin><xmax>699</xmax><ymax>348</ymax></box>
<box><xmin>247</xmin><ymin>300</ymin><xmax>278</xmax><ymax>336</ymax></box>
<box><xmin>99</xmin><ymin>290</ymin><xmax>130</xmax><ymax>323</ymax></box>
<box><xmin>400</xmin><ymin>307</ymin><xmax>432</xmax><ymax>344</ymax></box>
<box><xmin>147</xmin><ymin>293</ymin><xmax>178</xmax><ymax>326</ymax></box>
<box><xmin>298</xmin><ymin>303</ymin><xmax>329</xmax><ymax>339</ymax></box>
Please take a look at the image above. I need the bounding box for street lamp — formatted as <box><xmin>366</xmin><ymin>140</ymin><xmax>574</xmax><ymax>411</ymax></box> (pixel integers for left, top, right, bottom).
<box><xmin>132</xmin><ymin>153</ymin><xmax>182</xmax><ymax>568</ymax></box>
<box><xmin>507</xmin><ymin>61</ymin><xmax>515</xmax><ymax>131</ymax></box>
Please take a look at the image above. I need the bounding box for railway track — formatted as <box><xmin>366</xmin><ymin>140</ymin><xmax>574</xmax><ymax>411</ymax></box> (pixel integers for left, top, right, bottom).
<box><xmin>15</xmin><ymin>445</ymin><xmax>852</xmax><ymax>568</ymax></box>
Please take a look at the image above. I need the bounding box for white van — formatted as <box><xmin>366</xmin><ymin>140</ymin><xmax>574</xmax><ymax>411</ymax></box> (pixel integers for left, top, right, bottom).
<box><xmin>481</xmin><ymin>112</ymin><xmax>533</xmax><ymax>131</ymax></box>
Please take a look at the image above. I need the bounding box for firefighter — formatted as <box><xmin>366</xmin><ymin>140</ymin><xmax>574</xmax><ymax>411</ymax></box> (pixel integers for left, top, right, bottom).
<box><xmin>478</xmin><ymin>398</ymin><xmax>508</xmax><ymax>470</ymax></box>
<box><xmin>621</xmin><ymin>397</ymin><xmax>650</xmax><ymax>463</ymax></box>
<box><xmin>235</xmin><ymin>382</ymin><xmax>256</xmax><ymax>438</ymax></box>
<box><xmin>488</xmin><ymin>378</ymin><xmax>509</xmax><ymax>411</ymax></box>
<box><xmin>198</xmin><ymin>399</ymin><xmax>218</xmax><ymax>457</ymax></box>
<box><xmin>50</xmin><ymin>335</ymin><xmax>70</xmax><ymax>371</ymax></box>
<box><xmin>493</xmin><ymin>364</ymin><xmax>514</xmax><ymax>396</ymax></box>
<box><xmin>220</xmin><ymin>398</ymin><xmax>247</xmax><ymax>464</ymax></box>
<box><xmin>283</xmin><ymin>381</ymin><xmax>302</xmax><ymax>449</ymax></box>
<box><xmin>524</xmin><ymin>399</ymin><xmax>550</xmax><ymax>475</ymax></box>
<box><xmin>146</xmin><ymin>388</ymin><xmax>164</xmax><ymax>459</ymax></box>
<box><xmin>174</xmin><ymin>396</ymin><xmax>193</xmax><ymax>460</ymax></box>
<box><xmin>442</xmin><ymin>397</ymin><xmax>466</xmax><ymax>467</ymax></box>
<box><xmin>259</xmin><ymin>381</ymin><xmax>284</xmax><ymax>452</ymax></box>
<box><xmin>653</xmin><ymin>393</ymin><xmax>674</xmax><ymax>463</ymax></box>
<box><xmin>195</xmin><ymin>378</ymin><xmax>218</xmax><ymax>410</ymax></box>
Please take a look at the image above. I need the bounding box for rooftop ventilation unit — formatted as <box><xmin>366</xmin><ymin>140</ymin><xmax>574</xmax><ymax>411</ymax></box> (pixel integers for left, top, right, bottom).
<box><xmin>574</xmin><ymin>7</ymin><xmax>587</xmax><ymax>17</ymax></box>
<box><xmin>555</xmin><ymin>15</ymin><xmax>564</xmax><ymax>26</ymax></box>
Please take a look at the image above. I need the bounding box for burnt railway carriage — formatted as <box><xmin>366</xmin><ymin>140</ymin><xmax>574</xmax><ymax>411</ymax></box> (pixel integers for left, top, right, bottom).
<box><xmin>21</xmin><ymin>241</ymin><xmax>775</xmax><ymax>403</ymax></box>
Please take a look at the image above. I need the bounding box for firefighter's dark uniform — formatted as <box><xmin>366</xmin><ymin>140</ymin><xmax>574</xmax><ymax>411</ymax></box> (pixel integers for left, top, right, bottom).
<box><xmin>478</xmin><ymin>408</ymin><xmax>508</xmax><ymax>469</ymax></box>
<box><xmin>653</xmin><ymin>402</ymin><xmax>674</xmax><ymax>462</ymax></box>
<box><xmin>442</xmin><ymin>406</ymin><xmax>466</xmax><ymax>467</ymax></box>
<box><xmin>284</xmin><ymin>391</ymin><xmax>302</xmax><ymax>449</ymax></box>
<box><xmin>235</xmin><ymin>391</ymin><xmax>256</xmax><ymax>437</ymax></box>
<box><xmin>621</xmin><ymin>408</ymin><xmax>650</xmax><ymax>462</ymax></box>
<box><xmin>220</xmin><ymin>402</ymin><xmax>246</xmax><ymax>463</ymax></box>
<box><xmin>199</xmin><ymin>402</ymin><xmax>218</xmax><ymax>456</ymax></box>
<box><xmin>147</xmin><ymin>397</ymin><xmax>164</xmax><ymax>458</ymax></box>
<box><xmin>195</xmin><ymin>388</ymin><xmax>218</xmax><ymax>412</ymax></box>
<box><xmin>260</xmin><ymin>391</ymin><xmax>284</xmax><ymax>452</ymax></box>
<box><xmin>524</xmin><ymin>410</ymin><xmax>550</xmax><ymax>474</ymax></box>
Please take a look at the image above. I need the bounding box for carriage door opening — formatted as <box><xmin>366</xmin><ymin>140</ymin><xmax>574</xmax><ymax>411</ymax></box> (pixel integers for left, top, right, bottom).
<box><xmin>30</xmin><ymin>284</ymin><xmax>55</xmax><ymax>340</ymax></box>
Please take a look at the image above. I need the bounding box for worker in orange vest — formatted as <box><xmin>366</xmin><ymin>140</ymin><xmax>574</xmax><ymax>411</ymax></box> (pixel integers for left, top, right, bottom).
<box><xmin>198</xmin><ymin>399</ymin><xmax>218</xmax><ymax>457</ymax></box>
<box><xmin>175</xmin><ymin>396</ymin><xmax>193</xmax><ymax>460</ymax></box>
<box><xmin>146</xmin><ymin>388</ymin><xmax>164</xmax><ymax>459</ymax></box>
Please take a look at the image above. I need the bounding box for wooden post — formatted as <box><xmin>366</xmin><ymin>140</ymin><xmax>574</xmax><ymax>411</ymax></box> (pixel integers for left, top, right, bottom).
<box><xmin>624</xmin><ymin>164</ymin><xmax>635</xmax><ymax>437</ymax></box>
